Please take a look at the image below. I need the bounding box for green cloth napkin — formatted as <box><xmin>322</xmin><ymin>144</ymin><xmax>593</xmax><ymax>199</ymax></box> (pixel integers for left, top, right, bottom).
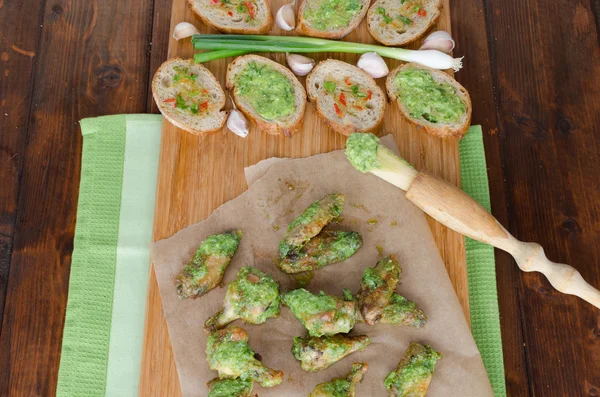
<box><xmin>459</xmin><ymin>125</ymin><xmax>507</xmax><ymax>397</ymax></box>
<box><xmin>56</xmin><ymin>119</ymin><xmax>505</xmax><ymax>396</ymax></box>
<box><xmin>56</xmin><ymin>115</ymin><xmax>162</xmax><ymax>397</ymax></box>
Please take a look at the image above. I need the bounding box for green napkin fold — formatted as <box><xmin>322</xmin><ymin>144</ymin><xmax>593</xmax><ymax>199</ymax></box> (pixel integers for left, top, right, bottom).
<box><xmin>56</xmin><ymin>115</ymin><xmax>162</xmax><ymax>397</ymax></box>
<box><xmin>459</xmin><ymin>125</ymin><xmax>507</xmax><ymax>397</ymax></box>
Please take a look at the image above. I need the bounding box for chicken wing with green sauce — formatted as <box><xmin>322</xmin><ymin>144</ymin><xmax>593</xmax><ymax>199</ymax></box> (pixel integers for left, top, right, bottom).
<box><xmin>357</xmin><ymin>255</ymin><xmax>401</xmax><ymax>325</ymax></box>
<box><xmin>278</xmin><ymin>230</ymin><xmax>362</xmax><ymax>274</ymax></box>
<box><xmin>206</xmin><ymin>326</ymin><xmax>283</xmax><ymax>388</ymax></box>
<box><xmin>279</xmin><ymin>194</ymin><xmax>345</xmax><ymax>258</ymax></box>
<box><xmin>309</xmin><ymin>362</ymin><xmax>368</xmax><ymax>397</ymax></box>
<box><xmin>380</xmin><ymin>294</ymin><xmax>427</xmax><ymax>328</ymax></box>
<box><xmin>384</xmin><ymin>343</ymin><xmax>442</xmax><ymax>397</ymax></box>
<box><xmin>205</xmin><ymin>267</ymin><xmax>281</xmax><ymax>332</ymax></box>
<box><xmin>207</xmin><ymin>378</ymin><xmax>254</xmax><ymax>397</ymax></box>
<box><xmin>282</xmin><ymin>288</ymin><xmax>357</xmax><ymax>337</ymax></box>
<box><xmin>292</xmin><ymin>334</ymin><xmax>371</xmax><ymax>372</ymax></box>
<box><xmin>177</xmin><ymin>231</ymin><xmax>242</xmax><ymax>299</ymax></box>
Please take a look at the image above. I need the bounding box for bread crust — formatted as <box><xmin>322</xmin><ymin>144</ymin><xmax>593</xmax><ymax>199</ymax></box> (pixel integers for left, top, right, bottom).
<box><xmin>187</xmin><ymin>0</ymin><xmax>274</xmax><ymax>34</ymax></box>
<box><xmin>366</xmin><ymin>0</ymin><xmax>442</xmax><ymax>46</ymax></box>
<box><xmin>226</xmin><ymin>55</ymin><xmax>307</xmax><ymax>137</ymax></box>
<box><xmin>152</xmin><ymin>58</ymin><xmax>227</xmax><ymax>136</ymax></box>
<box><xmin>386</xmin><ymin>63</ymin><xmax>472</xmax><ymax>140</ymax></box>
<box><xmin>306</xmin><ymin>59</ymin><xmax>386</xmax><ymax>137</ymax></box>
<box><xmin>296</xmin><ymin>0</ymin><xmax>369</xmax><ymax>39</ymax></box>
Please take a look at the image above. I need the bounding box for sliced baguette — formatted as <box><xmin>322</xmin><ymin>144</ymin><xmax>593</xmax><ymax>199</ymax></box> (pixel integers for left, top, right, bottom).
<box><xmin>226</xmin><ymin>55</ymin><xmax>306</xmax><ymax>137</ymax></box>
<box><xmin>367</xmin><ymin>0</ymin><xmax>441</xmax><ymax>46</ymax></box>
<box><xmin>296</xmin><ymin>0</ymin><xmax>369</xmax><ymax>39</ymax></box>
<box><xmin>152</xmin><ymin>58</ymin><xmax>227</xmax><ymax>136</ymax></box>
<box><xmin>386</xmin><ymin>63</ymin><xmax>472</xmax><ymax>139</ymax></box>
<box><xmin>188</xmin><ymin>0</ymin><xmax>273</xmax><ymax>34</ymax></box>
<box><xmin>306</xmin><ymin>59</ymin><xmax>386</xmax><ymax>136</ymax></box>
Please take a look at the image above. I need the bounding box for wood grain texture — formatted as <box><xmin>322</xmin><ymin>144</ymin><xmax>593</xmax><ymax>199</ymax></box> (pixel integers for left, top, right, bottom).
<box><xmin>0</xmin><ymin>0</ymin><xmax>157</xmax><ymax>395</ymax></box>
<box><xmin>139</xmin><ymin>0</ymin><xmax>468</xmax><ymax>395</ymax></box>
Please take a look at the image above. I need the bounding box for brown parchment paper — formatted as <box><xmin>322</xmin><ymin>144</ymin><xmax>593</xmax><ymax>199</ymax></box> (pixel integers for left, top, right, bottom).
<box><xmin>150</xmin><ymin>137</ymin><xmax>494</xmax><ymax>397</ymax></box>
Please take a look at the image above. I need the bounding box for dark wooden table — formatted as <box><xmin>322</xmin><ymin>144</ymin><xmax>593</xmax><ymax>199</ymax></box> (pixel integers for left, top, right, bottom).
<box><xmin>1</xmin><ymin>0</ymin><xmax>599</xmax><ymax>395</ymax></box>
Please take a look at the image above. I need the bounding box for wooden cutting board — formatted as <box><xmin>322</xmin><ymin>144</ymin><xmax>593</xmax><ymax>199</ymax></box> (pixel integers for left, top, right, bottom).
<box><xmin>140</xmin><ymin>0</ymin><xmax>466</xmax><ymax>394</ymax></box>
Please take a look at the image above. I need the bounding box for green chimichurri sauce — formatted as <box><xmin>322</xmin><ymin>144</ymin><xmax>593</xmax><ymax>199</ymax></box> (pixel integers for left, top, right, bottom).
<box><xmin>303</xmin><ymin>0</ymin><xmax>363</xmax><ymax>30</ymax></box>
<box><xmin>345</xmin><ymin>133</ymin><xmax>380</xmax><ymax>172</ymax></box>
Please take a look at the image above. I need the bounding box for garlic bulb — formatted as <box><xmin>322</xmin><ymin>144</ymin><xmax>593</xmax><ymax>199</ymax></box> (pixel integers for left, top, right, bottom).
<box><xmin>276</xmin><ymin>1</ymin><xmax>296</xmax><ymax>31</ymax></box>
<box><xmin>173</xmin><ymin>22</ymin><xmax>200</xmax><ymax>41</ymax></box>
<box><xmin>286</xmin><ymin>53</ymin><xmax>315</xmax><ymax>76</ymax></box>
<box><xmin>419</xmin><ymin>31</ymin><xmax>455</xmax><ymax>54</ymax></box>
<box><xmin>227</xmin><ymin>109</ymin><xmax>249</xmax><ymax>138</ymax></box>
<box><xmin>356</xmin><ymin>52</ymin><xmax>389</xmax><ymax>78</ymax></box>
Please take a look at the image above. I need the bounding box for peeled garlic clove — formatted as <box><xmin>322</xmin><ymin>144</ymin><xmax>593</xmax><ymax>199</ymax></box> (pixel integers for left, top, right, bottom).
<box><xmin>286</xmin><ymin>53</ymin><xmax>315</xmax><ymax>76</ymax></box>
<box><xmin>227</xmin><ymin>109</ymin><xmax>249</xmax><ymax>138</ymax></box>
<box><xmin>419</xmin><ymin>31</ymin><xmax>455</xmax><ymax>53</ymax></box>
<box><xmin>276</xmin><ymin>3</ymin><xmax>296</xmax><ymax>31</ymax></box>
<box><xmin>173</xmin><ymin>22</ymin><xmax>200</xmax><ymax>41</ymax></box>
<box><xmin>356</xmin><ymin>52</ymin><xmax>389</xmax><ymax>79</ymax></box>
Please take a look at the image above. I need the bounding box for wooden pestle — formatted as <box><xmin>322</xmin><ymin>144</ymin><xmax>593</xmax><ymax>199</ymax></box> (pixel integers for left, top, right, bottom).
<box><xmin>346</xmin><ymin>135</ymin><xmax>600</xmax><ymax>309</ymax></box>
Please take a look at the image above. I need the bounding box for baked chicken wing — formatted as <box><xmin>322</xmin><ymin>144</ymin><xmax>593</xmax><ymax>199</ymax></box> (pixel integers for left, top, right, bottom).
<box><xmin>205</xmin><ymin>266</ymin><xmax>280</xmax><ymax>332</ymax></box>
<box><xmin>309</xmin><ymin>362</ymin><xmax>368</xmax><ymax>397</ymax></box>
<box><xmin>207</xmin><ymin>377</ymin><xmax>254</xmax><ymax>397</ymax></box>
<box><xmin>282</xmin><ymin>288</ymin><xmax>358</xmax><ymax>336</ymax></box>
<box><xmin>357</xmin><ymin>255</ymin><xmax>401</xmax><ymax>325</ymax></box>
<box><xmin>380</xmin><ymin>294</ymin><xmax>427</xmax><ymax>328</ymax></box>
<box><xmin>278</xmin><ymin>230</ymin><xmax>362</xmax><ymax>274</ymax></box>
<box><xmin>279</xmin><ymin>193</ymin><xmax>345</xmax><ymax>258</ymax></box>
<box><xmin>292</xmin><ymin>334</ymin><xmax>371</xmax><ymax>372</ymax></box>
<box><xmin>177</xmin><ymin>231</ymin><xmax>242</xmax><ymax>299</ymax></box>
<box><xmin>384</xmin><ymin>343</ymin><xmax>442</xmax><ymax>397</ymax></box>
<box><xmin>206</xmin><ymin>326</ymin><xmax>283</xmax><ymax>388</ymax></box>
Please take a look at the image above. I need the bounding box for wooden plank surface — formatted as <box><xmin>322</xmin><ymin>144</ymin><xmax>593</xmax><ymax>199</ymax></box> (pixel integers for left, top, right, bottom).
<box><xmin>139</xmin><ymin>0</ymin><xmax>468</xmax><ymax>395</ymax></box>
<box><xmin>1</xmin><ymin>0</ymin><xmax>599</xmax><ymax>396</ymax></box>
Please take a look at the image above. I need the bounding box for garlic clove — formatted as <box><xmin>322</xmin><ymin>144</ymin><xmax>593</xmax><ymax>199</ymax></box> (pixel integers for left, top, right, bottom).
<box><xmin>286</xmin><ymin>53</ymin><xmax>315</xmax><ymax>76</ymax></box>
<box><xmin>419</xmin><ymin>31</ymin><xmax>455</xmax><ymax>54</ymax></box>
<box><xmin>173</xmin><ymin>22</ymin><xmax>200</xmax><ymax>41</ymax></box>
<box><xmin>276</xmin><ymin>3</ymin><xmax>296</xmax><ymax>31</ymax></box>
<box><xmin>356</xmin><ymin>52</ymin><xmax>389</xmax><ymax>79</ymax></box>
<box><xmin>227</xmin><ymin>109</ymin><xmax>249</xmax><ymax>138</ymax></box>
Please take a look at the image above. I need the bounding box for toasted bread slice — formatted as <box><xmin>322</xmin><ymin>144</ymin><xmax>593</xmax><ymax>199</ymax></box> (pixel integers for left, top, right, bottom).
<box><xmin>386</xmin><ymin>63</ymin><xmax>472</xmax><ymax>139</ymax></box>
<box><xmin>296</xmin><ymin>0</ymin><xmax>369</xmax><ymax>39</ymax></box>
<box><xmin>152</xmin><ymin>58</ymin><xmax>227</xmax><ymax>136</ymax></box>
<box><xmin>226</xmin><ymin>55</ymin><xmax>306</xmax><ymax>137</ymax></box>
<box><xmin>306</xmin><ymin>59</ymin><xmax>386</xmax><ymax>136</ymax></box>
<box><xmin>188</xmin><ymin>0</ymin><xmax>273</xmax><ymax>34</ymax></box>
<box><xmin>367</xmin><ymin>0</ymin><xmax>441</xmax><ymax>46</ymax></box>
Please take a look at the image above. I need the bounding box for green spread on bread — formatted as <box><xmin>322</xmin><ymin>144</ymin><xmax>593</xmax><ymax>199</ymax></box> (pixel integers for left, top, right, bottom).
<box><xmin>303</xmin><ymin>0</ymin><xmax>363</xmax><ymax>30</ymax></box>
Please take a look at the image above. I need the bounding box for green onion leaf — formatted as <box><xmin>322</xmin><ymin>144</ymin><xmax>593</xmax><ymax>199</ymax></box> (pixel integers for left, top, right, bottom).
<box><xmin>173</xmin><ymin>74</ymin><xmax>181</xmax><ymax>82</ymax></box>
<box><xmin>324</xmin><ymin>81</ymin><xmax>336</xmax><ymax>93</ymax></box>
<box><xmin>190</xmin><ymin>103</ymin><xmax>199</xmax><ymax>114</ymax></box>
<box><xmin>398</xmin><ymin>15</ymin><xmax>412</xmax><ymax>25</ymax></box>
<box><xmin>175</xmin><ymin>95</ymin><xmax>188</xmax><ymax>110</ymax></box>
<box><xmin>376</xmin><ymin>7</ymin><xmax>393</xmax><ymax>24</ymax></box>
<box><xmin>352</xmin><ymin>85</ymin><xmax>366</xmax><ymax>97</ymax></box>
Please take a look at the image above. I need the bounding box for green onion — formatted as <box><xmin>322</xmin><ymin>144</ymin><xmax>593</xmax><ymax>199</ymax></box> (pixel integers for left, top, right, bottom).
<box><xmin>324</xmin><ymin>81</ymin><xmax>336</xmax><ymax>93</ymax></box>
<box><xmin>398</xmin><ymin>15</ymin><xmax>412</xmax><ymax>25</ymax></box>
<box><xmin>376</xmin><ymin>7</ymin><xmax>393</xmax><ymax>24</ymax></box>
<box><xmin>191</xmin><ymin>34</ymin><xmax>463</xmax><ymax>71</ymax></box>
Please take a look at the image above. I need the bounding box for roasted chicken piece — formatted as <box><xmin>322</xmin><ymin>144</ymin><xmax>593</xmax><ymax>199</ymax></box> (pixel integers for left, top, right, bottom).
<box><xmin>292</xmin><ymin>334</ymin><xmax>371</xmax><ymax>372</ymax></box>
<box><xmin>384</xmin><ymin>343</ymin><xmax>442</xmax><ymax>397</ymax></box>
<box><xmin>357</xmin><ymin>255</ymin><xmax>401</xmax><ymax>325</ymax></box>
<box><xmin>206</xmin><ymin>326</ymin><xmax>283</xmax><ymax>388</ymax></box>
<box><xmin>177</xmin><ymin>231</ymin><xmax>242</xmax><ymax>299</ymax></box>
<box><xmin>205</xmin><ymin>267</ymin><xmax>280</xmax><ymax>332</ymax></box>
<box><xmin>279</xmin><ymin>193</ymin><xmax>345</xmax><ymax>258</ymax></box>
<box><xmin>309</xmin><ymin>362</ymin><xmax>368</xmax><ymax>397</ymax></box>
<box><xmin>207</xmin><ymin>377</ymin><xmax>254</xmax><ymax>397</ymax></box>
<box><xmin>282</xmin><ymin>288</ymin><xmax>358</xmax><ymax>337</ymax></box>
<box><xmin>278</xmin><ymin>230</ymin><xmax>362</xmax><ymax>274</ymax></box>
<box><xmin>380</xmin><ymin>294</ymin><xmax>427</xmax><ymax>328</ymax></box>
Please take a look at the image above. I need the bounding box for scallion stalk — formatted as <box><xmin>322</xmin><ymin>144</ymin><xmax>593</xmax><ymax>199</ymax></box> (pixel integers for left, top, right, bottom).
<box><xmin>191</xmin><ymin>34</ymin><xmax>463</xmax><ymax>71</ymax></box>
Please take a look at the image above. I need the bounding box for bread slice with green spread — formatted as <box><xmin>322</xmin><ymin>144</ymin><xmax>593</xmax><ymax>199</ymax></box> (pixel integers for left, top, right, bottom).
<box><xmin>152</xmin><ymin>58</ymin><xmax>227</xmax><ymax>136</ymax></box>
<box><xmin>367</xmin><ymin>0</ymin><xmax>441</xmax><ymax>46</ymax></box>
<box><xmin>226</xmin><ymin>55</ymin><xmax>307</xmax><ymax>136</ymax></box>
<box><xmin>386</xmin><ymin>63</ymin><xmax>472</xmax><ymax>139</ymax></box>
<box><xmin>188</xmin><ymin>0</ymin><xmax>273</xmax><ymax>34</ymax></box>
<box><xmin>296</xmin><ymin>0</ymin><xmax>370</xmax><ymax>39</ymax></box>
<box><xmin>306</xmin><ymin>59</ymin><xmax>386</xmax><ymax>136</ymax></box>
